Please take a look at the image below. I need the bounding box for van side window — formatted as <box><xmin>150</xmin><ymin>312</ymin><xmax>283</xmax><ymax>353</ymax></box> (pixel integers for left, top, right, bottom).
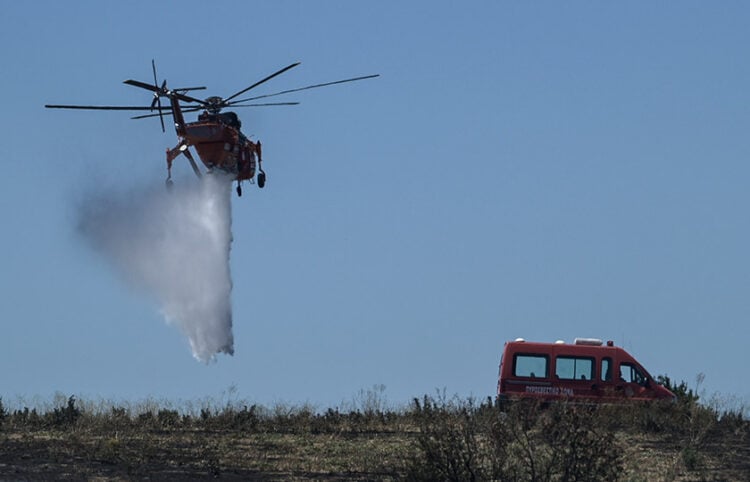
<box><xmin>555</xmin><ymin>356</ymin><xmax>594</xmax><ymax>380</ymax></box>
<box><xmin>513</xmin><ymin>354</ymin><xmax>548</xmax><ymax>378</ymax></box>
<box><xmin>619</xmin><ymin>363</ymin><xmax>647</xmax><ymax>386</ymax></box>
<box><xmin>601</xmin><ymin>357</ymin><xmax>612</xmax><ymax>382</ymax></box>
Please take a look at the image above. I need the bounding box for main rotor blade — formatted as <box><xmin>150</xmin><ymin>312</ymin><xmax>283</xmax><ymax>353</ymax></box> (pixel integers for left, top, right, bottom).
<box><xmin>174</xmin><ymin>86</ymin><xmax>207</xmax><ymax>92</ymax></box>
<box><xmin>131</xmin><ymin>107</ymin><xmax>203</xmax><ymax>119</ymax></box>
<box><xmin>151</xmin><ymin>60</ymin><xmax>159</xmax><ymax>87</ymax></box>
<box><xmin>172</xmin><ymin>91</ymin><xmax>206</xmax><ymax>104</ymax></box>
<box><xmin>230</xmin><ymin>102</ymin><xmax>300</xmax><ymax>107</ymax></box>
<box><xmin>129</xmin><ymin>102</ymin><xmax>297</xmax><ymax>120</ymax></box>
<box><xmin>149</xmin><ymin>76</ymin><xmax>158</xmax><ymax>109</ymax></box>
<box><xmin>124</xmin><ymin>79</ymin><xmax>205</xmax><ymax>105</ymax></box>
<box><xmin>229</xmin><ymin>74</ymin><xmax>380</xmax><ymax>104</ymax></box>
<box><xmin>223</xmin><ymin>62</ymin><xmax>301</xmax><ymax>103</ymax></box>
<box><xmin>157</xmin><ymin>97</ymin><xmax>165</xmax><ymax>132</ymax></box>
<box><xmin>124</xmin><ymin>79</ymin><xmax>160</xmax><ymax>93</ymax></box>
<box><xmin>45</xmin><ymin>104</ymin><xmax>173</xmax><ymax>111</ymax></box>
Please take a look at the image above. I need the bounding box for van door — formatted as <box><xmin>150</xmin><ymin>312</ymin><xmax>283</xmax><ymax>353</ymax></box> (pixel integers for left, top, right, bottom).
<box><xmin>553</xmin><ymin>355</ymin><xmax>595</xmax><ymax>398</ymax></box>
<box><xmin>596</xmin><ymin>356</ymin><xmax>617</xmax><ymax>400</ymax></box>
<box><xmin>617</xmin><ymin>362</ymin><xmax>652</xmax><ymax>399</ymax></box>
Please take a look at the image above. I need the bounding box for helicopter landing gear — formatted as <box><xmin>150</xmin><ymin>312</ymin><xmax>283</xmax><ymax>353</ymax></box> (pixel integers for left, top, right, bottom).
<box><xmin>257</xmin><ymin>169</ymin><xmax>266</xmax><ymax>189</ymax></box>
<box><xmin>236</xmin><ymin>182</ymin><xmax>242</xmax><ymax>197</ymax></box>
<box><xmin>256</xmin><ymin>146</ymin><xmax>266</xmax><ymax>189</ymax></box>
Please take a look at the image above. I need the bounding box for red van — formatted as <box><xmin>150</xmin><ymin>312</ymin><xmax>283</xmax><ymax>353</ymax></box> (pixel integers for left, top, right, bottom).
<box><xmin>497</xmin><ymin>338</ymin><xmax>675</xmax><ymax>402</ymax></box>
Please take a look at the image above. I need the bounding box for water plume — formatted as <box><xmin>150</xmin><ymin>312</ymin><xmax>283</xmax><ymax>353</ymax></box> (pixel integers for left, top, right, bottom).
<box><xmin>77</xmin><ymin>173</ymin><xmax>235</xmax><ymax>362</ymax></box>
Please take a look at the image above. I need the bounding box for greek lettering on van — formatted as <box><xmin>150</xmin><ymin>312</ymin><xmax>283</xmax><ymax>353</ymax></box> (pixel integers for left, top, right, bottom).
<box><xmin>525</xmin><ymin>386</ymin><xmax>574</xmax><ymax>397</ymax></box>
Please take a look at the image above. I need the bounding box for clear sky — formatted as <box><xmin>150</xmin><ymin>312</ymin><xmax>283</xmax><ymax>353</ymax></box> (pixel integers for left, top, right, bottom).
<box><xmin>1</xmin><ymin>1</ymin><xmax>748</xmax><ymax>410</ymax></box>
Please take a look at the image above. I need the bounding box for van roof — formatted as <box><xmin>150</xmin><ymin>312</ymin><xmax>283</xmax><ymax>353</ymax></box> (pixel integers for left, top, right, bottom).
<box><xmin>510</xmin><ymin>338</ymin><xmax>615</xmax><ymax>347</ymax></box>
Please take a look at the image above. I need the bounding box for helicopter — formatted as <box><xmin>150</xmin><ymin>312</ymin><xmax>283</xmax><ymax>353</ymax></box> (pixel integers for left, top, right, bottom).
<box><xmin>46</xmin><ymin>61</ymin><xmax>379</xmax><ymax>196</ymax></box>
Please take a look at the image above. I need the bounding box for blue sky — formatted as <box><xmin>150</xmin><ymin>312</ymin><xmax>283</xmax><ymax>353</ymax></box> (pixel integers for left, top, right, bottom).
<box><xmin>1</xmin><ymin>1</ymin><xmax>749</xmax><ymax>409</ymax></box>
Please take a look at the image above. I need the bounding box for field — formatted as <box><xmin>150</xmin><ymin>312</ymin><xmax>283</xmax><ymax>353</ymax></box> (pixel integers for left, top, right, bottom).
<box><xmin>1</xmin><ymin>387</ymin><xmax>748</xmax><ymax>481</ymax></box>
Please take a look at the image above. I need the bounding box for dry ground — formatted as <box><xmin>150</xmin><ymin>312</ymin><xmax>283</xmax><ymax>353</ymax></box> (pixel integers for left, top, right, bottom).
<box><xmin>1</xmin><ymin>423</ymin><xmax>748</xmax><ymax>481</ymax></box>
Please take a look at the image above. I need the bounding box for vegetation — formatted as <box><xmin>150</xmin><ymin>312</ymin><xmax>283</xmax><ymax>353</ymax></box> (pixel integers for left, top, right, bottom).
<box><xmin>0</xmin><ymin>381</ymin><xmax>747</xmax><ymax>480</ymax></box>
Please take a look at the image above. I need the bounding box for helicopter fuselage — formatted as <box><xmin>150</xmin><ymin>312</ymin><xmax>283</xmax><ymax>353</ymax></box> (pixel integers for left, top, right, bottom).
<box><xmin>166</xmin><ymin>90</ymin><xmax>264</xmax><ymax>191</ymax></box>
<box><xmin>182</xmin><ymin>114</ymin><xmax>259</xmax><ymax>182</ymax></box>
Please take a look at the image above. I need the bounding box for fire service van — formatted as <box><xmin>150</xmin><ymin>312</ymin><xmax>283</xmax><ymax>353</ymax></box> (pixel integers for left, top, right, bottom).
<box><xmin>497</xmin><ymin>338</ymin><xmax>675</xmax><ymax>402</ymax></box>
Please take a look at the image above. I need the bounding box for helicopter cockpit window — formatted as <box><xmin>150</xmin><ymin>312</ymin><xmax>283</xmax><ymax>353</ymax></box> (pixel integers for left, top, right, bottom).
<box><xmin>220</xmin><ymin>112</ymin><xmax>241</xmax><ymax>128</ymax></box>
<box><xmin>197</xmin><ymin>112</ymin><xmax>240</xmax><ymax>129</ymax></box>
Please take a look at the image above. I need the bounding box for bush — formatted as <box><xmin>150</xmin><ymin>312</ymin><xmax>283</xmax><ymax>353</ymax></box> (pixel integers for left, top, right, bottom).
<box><xmin>407</xmin><ymin>396</ymin><xmax>623</xmax><ymax>482</ymax></box>
<box><xmin>47</xmin><ymin>395</ymin><xmax>81</xmax><ymax>428</ymax></box>
<box><xmin>157</xmin><ymin>409</ymin><xmax>180</xmax><ymax>428</ymax></box>
<box><xmin>656</xmin><ymin>374</ymin><xmax>699</xmax><ymax>405</ymax></box>
<box><xmin>0</xmin><ymin>398</ymin><xmax>7</xmax><ymax>427</ymax></box>
<box><xmin>406</xmin><ymin>395</ymin><xmax>490</xmax><ymax>481</ymax></box>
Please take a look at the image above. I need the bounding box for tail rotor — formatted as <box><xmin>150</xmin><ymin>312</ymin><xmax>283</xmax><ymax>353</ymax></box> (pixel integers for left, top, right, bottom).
<box><xmin>150</xmin><ymin>60</ymin><xmax>167</xmax><ymax>132</ymax></box>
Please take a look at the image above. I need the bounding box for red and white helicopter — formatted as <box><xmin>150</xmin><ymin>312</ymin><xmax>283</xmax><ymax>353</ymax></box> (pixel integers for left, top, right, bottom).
<box><xmin>46</xmin><ymin>61</ymin><xmax>378</xmax><ymax>196</ymax></box>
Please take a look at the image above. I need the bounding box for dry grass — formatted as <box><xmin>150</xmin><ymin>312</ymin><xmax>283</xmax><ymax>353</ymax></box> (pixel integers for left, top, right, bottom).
<box><xmin>0</xmin><ymin>392</ymin><xmax>747</xmax><ymax>481</ymax></box>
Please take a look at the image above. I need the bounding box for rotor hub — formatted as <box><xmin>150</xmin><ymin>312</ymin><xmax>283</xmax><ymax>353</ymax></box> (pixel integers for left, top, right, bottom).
<box><xmin>205</xmin><ymin>96</ymin><xmax>224</xmax><ymax>114</ymax></box>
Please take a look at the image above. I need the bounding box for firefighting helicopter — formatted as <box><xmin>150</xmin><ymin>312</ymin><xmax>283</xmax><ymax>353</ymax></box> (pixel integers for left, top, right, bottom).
<box><xmin>45</xmin><ymin>61</ymin><xmax>379</xmax><ymax>196</ymax></box>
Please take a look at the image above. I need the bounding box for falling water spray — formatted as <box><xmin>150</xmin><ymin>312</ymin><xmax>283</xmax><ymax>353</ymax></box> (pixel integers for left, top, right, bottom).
<box><xmin>77</xmin><ymin>173</ymin><xmax>235</xmax><ymax>362</ymax></box>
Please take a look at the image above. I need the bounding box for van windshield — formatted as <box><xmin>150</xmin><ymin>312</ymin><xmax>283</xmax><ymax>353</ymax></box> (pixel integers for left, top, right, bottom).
<box><xmin>620</xmin><ymin>363</ymin><xmax>648</xmax><ymax>386</ymax></box>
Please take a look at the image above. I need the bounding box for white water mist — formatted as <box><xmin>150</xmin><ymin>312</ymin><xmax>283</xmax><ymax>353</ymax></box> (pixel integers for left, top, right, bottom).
<box><xmin>77</xmin><ymin>174</ymin><xmax>235</xmax><ymax>362</ymax></box>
